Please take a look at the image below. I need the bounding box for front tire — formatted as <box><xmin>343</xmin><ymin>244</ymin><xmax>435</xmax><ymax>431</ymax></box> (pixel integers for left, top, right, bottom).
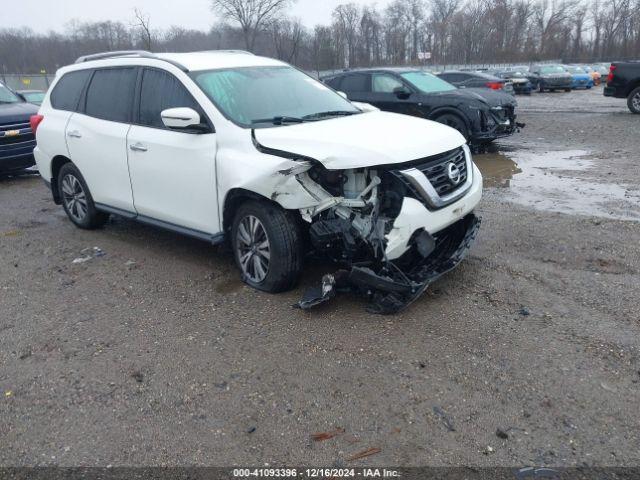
<box><xmin>628</xmin><ymin>87</ymin><xmax>640</xmax><ymax>114</ymax></box>
<box><xmin>231</xmin><ymin>200</ymin><xmax>303</xmax><ymax>293</ymax></box>
<box><xmin>58</xmin><ymin>163</ymin><xmax>109</xmax><ymax>229</ymax></box>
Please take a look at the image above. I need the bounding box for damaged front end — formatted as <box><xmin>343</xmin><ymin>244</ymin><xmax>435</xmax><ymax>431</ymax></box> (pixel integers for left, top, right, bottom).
<box><xmin>254</xmin><ymin>132</ymin><xmax>482</xmax><ymax>314</ymax></box>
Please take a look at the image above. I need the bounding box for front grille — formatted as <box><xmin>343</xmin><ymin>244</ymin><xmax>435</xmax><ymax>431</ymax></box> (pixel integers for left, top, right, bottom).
<box><xmin>419</xmin><ymin>148</ymin><xmax>467</xmax><ymax>196</ymax></box>
<box><xmin>0</xmin><ymin>121</ymin><xmax>35</xmax><ymax>159</ymax></box>
<box><xmin>391</xmin><ymin>147</ymin><xmax>469</xmax><ymax>209</ymax></box>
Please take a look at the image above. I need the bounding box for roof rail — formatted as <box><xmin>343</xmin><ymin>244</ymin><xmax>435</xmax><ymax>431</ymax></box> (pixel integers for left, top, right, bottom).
<box><xmin>74</xmin><ymin>50</ymin><xmax>189</xmax><ymax>72</ymax></box>
<box><xmin>210</xmin><ymin>50</ymin><xmax>254</xmax><ymax>55</ymax></box>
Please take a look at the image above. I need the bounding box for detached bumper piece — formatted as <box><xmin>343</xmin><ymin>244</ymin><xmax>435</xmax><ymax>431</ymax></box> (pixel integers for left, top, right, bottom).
<box><xmin>298</xmin><ymin>214</ymin><xmax>481</xmax><ymax>314</ymax></box>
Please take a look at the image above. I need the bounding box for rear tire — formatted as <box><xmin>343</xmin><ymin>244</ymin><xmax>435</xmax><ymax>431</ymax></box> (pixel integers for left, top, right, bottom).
<box><xmin>628</xmin><ymin>87</ymin><xmax>640</xmax><ymax>114</ymax></box>
<box><xmin>564</xmin><ymin>88</ymin><xmax>572</xmax><ymax>92</ymax></box>
<box><xmin>57</xmin><ymin>163</ymin><xmax>109</xmax><ymax>229</ymax></box>
<box><xmin>231</xmin><ymin>200</ymin><xmax>303</xmax><ymax>293</ymax></box>
<box><xmin>434</xmin><ymin>113</ymin><xmax>469</xmax><ymax>140</ymax></box>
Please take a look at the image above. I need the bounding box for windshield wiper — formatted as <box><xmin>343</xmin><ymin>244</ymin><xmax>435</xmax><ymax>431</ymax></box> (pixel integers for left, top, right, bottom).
<box><xmin>302</xmin><ymin>110</ymin><xmax>358</xmax><ymax>120</ymax></box>
<box><xmin>251</xmin><ymin>116</ymin><xmax>305</xmax><ymax>126</ymax></box>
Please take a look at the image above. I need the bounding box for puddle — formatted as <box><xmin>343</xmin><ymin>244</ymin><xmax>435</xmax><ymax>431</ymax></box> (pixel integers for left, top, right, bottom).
<box><xmin>475</xmin><ymin>148</ymin><xmax>640</xmax><ymax>221</ymax></box>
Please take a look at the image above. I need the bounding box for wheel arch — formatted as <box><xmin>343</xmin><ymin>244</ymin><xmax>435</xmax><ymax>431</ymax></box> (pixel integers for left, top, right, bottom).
<box><xmin>626</xmin><ymin>79</ymin><xmax>640</xmax><ymax>96</ymax></box>
<box><xmin>429</xmin><ymin>107</ymin><xmax>472</xmax><ymax>137</ymax></box>
<box><xmin>222</xmin><ymin>188</ymin><xmax>284</xmax><ymax>234</ymax></box>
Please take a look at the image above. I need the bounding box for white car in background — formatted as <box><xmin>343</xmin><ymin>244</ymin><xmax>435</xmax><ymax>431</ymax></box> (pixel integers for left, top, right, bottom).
<box><xmin>31</xmin><ymin>50</ymin><xmax>482</xmax><ymax>313</ymax></box>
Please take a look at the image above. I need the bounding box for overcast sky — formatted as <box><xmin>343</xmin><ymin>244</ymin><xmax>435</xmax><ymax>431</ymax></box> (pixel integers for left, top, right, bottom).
<box><xmin>4</xmin><ymin>0</ymin><xmax>392</xmax><ymax>32</ymax></box>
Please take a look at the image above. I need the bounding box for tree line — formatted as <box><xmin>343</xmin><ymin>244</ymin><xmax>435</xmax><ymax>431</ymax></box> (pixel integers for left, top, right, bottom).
<box><xmin>1</xmin><ymin>0</ymin><xmax>638</xmax><ymax>75</ymax></box>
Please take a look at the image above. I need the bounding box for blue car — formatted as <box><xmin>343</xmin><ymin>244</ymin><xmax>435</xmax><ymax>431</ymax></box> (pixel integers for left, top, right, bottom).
<box><xmin>565</xmin><ymin>65</ymin><xmax>594</xmax><ymax>89</ymax></box>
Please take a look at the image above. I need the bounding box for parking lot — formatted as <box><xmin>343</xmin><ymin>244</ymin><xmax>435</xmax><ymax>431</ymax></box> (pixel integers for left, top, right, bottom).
<box><xmin>1</xmin><ymin>87</ymin><xmax>639</xmax><ymax>467</ymax></box>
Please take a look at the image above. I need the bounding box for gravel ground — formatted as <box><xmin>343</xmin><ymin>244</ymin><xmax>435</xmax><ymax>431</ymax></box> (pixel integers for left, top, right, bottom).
<box><xmin>1</xmin><ymin>87</ymin><xmax>639</xmax><ymax>468</ymax></box>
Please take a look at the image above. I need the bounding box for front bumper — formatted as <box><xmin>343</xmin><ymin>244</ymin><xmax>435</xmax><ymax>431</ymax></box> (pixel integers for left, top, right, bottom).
<box><xmin>472</xmin><ymin>107</ymin><xmax>520</xmax><ymax>142</ymax></box>
<box><xmin>353</xmin><ymin>213</ymin><xmax>481</xmax><ymax>313</ymax></box>
<box><xmin>541</xmin><ymin>79</ymin><xmax>572</xmax><ymax>89</ymax></box>
<box><xmin>299</xmin><ymin>213</ymin><xmax>481</xmax><ymax>314</ymax></box>
<box><xmin>0</xmin><ymin>152</ymin><xmax>35</xmax><ymax>173</ymax></box>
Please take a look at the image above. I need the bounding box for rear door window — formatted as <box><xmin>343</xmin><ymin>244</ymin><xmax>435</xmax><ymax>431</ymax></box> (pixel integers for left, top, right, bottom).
<box><xmin>50</xmin><ymin>70</ymin><xmax>92</xmax><ymax>111</ymax></box>
<box><xmin>138</xmin><ymin>69</ymin><xmax>202</xmax><ymax>129</ymax></box>
<box><xmin>84</xmin><ymin>68</ymin><xmax>137</xmax><ymax>123</ymax></box>
<box><xmin>339</xmin><ymin>74</ymin><xmax>370</xmax><ymax>93</ymax></box>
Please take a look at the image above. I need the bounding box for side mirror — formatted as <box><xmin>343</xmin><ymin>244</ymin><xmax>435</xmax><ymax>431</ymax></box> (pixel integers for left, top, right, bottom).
<box><xmin>161</xmin><ymin>107</ymin><xmax>209</xmax><ymax>132</ymax></box>
<box><xmin>393</xmin><ymin>86</ymin><xmax>411</xmax><ymax>99</ymax></box>
<box><xmin>337</xmin><ymin>91</ymin><xmax>349</xmax><ymax>99</ymax></box>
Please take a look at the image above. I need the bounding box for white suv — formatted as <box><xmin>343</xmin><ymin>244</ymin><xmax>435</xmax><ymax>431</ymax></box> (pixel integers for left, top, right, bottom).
<box><xmin>32</xmin><ymin>50</ymin><xmax>482</xmax><ymax>313</ymax></box>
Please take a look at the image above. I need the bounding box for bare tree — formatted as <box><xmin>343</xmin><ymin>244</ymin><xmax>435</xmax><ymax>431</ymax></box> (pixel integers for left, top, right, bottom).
<box><xmin>132</xmin><ymin>8</ymin><xmax>153</xmax><ymax>51</ymax></box>
<box><xmin>210</xmin><ymin>0</ymin><xmax>295</xmax><ymax>51</ymax></box>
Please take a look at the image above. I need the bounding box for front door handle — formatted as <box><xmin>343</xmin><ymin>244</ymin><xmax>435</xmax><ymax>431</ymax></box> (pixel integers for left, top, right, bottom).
<box><xmin>129</xmin><ymin>143</ymin><xmax>148</xmax><ymax>152</ymax></box>
<box><xmin>67</xmin><ymin>130</ymin><xmax>82</xmax><ymax>138</ymax></box>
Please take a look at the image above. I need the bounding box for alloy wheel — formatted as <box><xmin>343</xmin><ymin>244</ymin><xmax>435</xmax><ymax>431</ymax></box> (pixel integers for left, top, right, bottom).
<box><xmin>61</xmin><ymin>174</ymin><xmax>88</xmax><ymax>222</ymax></box>
<box><xmin>632</xmin><ymin>92</ymin><xmax>640</xmax><ymax>111</ymax></box>
<box><xmin>236</xmin><ymin>215</ymin><xmax>271</xmax><ymax>283</ymax></box>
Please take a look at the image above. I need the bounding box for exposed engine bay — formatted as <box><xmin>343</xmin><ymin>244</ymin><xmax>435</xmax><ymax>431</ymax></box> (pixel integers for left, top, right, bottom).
<box><xmin>253</xmin><ymin>131</ymin><xmax>482</xmax><ymax>314</ymax></box>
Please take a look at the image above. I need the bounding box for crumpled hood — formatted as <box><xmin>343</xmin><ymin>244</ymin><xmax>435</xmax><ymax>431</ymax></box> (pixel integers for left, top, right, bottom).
<box><xmin>0</xmin><ymin>101</ymin><xmax>39</xmax><ymax>124</ymax></box>
<box><xmin>253</xmin><ymin>111</ymin><xmax>465</xmax><ymax>170</ymax></box>
<box><xmin>462</xmin><ymin>88</ymin><xmax>517</xmax><ymax>107</ymax></box>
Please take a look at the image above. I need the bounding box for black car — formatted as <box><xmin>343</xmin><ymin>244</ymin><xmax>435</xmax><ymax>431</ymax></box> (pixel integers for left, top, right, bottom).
<box><xmin>528</xmin><ymin>65</ymin><xmax>573</xmax><ymax>92</ymax></box>
<box><xmin>604</xmin><ymin>61</ymin><xmax>640</xmax><ymax>114</ymax></box>
<box><xmin>322</xmin><ymin>68</ymin><xmax>518</xmax><ymax>144</ymax></box>
<box><xmin>436</xmin><ymin>70</ymin><xmax>515</xmax><ymax>95</ymax></box>
<box><xmin>0</xmin><ymin>82</ymin><xmax>39</xmax><ymax>174</ymax></box>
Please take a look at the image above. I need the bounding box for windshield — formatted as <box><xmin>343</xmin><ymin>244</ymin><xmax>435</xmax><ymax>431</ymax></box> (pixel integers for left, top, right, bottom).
<box><xmin>400</xmin><ymin>71</ymin><xmax>456</xmax><ymax>93</ymax></box>
<box><xmin>22</xmin><ymin>91</ymin><xmax>46</xmax><ymax>104</ymax></box>
<box><xmin>540</xmin><ymin>66</ymin><xmax>566</xmax><ymax>74</ymax></box>
<box><xmin>0</xmin><ymin>84</ymin><xmax>22</xmax><ymax>104</ymax></box>
<box><xmin>192</xmin><ymin>66</ymin><xmax>360</xmax><ymax>127</ymax></box>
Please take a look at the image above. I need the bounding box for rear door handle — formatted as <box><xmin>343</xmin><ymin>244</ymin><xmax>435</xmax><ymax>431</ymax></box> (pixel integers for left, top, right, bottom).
<box><xmin>129</xmin><ymin>143</ymin><xmax>148</xmax><ymax>152</ymax></box>
<box><xmin>67</xmin><ymin>130</ymin><xmax>82</xmax><ymax>138</ymax></box>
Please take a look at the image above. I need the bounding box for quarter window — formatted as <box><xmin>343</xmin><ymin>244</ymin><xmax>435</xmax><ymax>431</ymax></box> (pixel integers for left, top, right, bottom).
<box><xmin>372</xmin><ymin>74</ymin><xmax>405</xmax><ymax>93</ymax></box>
<box><xmin>139</xmin><ymin>69</ymin><xmax>202</xmax><ymax>129</ymax></box>
<box><xmin>50</xmin><ymin>70</ymin><xmax>92</xmax><ymax>111</ymax></box>
<box><xmin>84</xmin><ymin>68</ymin><xmax>137</xmax><ymax>123</ymax></box>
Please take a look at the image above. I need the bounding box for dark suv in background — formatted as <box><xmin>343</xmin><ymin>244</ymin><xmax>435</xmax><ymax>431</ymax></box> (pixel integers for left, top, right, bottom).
<box><xmin>323</xmin><ymin>68</ymin><xmax>518</xmax><ymax>145</ymax></box>
<box><xmin>0</xmin><ymin>81</ymin><xmax>39</xmax><ymax>174</ymax></box>
<box><xmin>604</xmin><ymin>61</ymin><xmax>640</xmax><ymax>113</ymax></box>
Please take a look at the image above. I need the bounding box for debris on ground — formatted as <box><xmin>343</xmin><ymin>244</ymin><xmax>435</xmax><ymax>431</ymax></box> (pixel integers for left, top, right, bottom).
<box><xmin>433</xmin><ymin>406</ymin><xmax>456</xmax><ymax>432</ymax></box>
<box><xmin>130</xmin><ymin>371</ymin><xmax>144</xmax><ymax>383</ymax></box>
<box><xmin>72</xmin><ymin>247</ymin><xmax>106</xmax><ymax>264</ymax></box>
<box><xmin>496</xmin><ymin>428</ymin><xmax>509</xmax><ymax>439</ymax></box>
<box><xmin>18</xmin><ymin>349</ymin><xmax>32</xmax><ymax>360</ymax></box>
<box><xmin>484</xmin><ymin>445</ymin><xmax>495</xmax><ymax>455</ymax></box>
<box><xmin>311</xmin><ymin>427</ymin><xmax>345</xmax><ymax>442</ymax></box>
<box><xmin>1</xmin><ymin>230</ymin><xmax>21</xmax><ymax>237</ymax></box>
<box><xmin>246</xmin><ymin>426</ymin><xmax>257</xmax><ymax>434</ymax></box>
<box><xmin>519</xmin><ymin>306</ymin><xmax>531</xmax><ymax>316</ymax></box>
<box><xmin>346</xmin><ymin>447</ymin><xmax>381</xmax><ymax>461</ymax></box>
<box><xmin>600</xmin><ymin>382</ymin><xmax>617</xmax><ymax>393</ymax></box>
<box><xmin>5</xmin><ymin>390</ymin><xmax>13</xmax><ymax>397</ymax></box>
<box><xmin>124</xmin><ymin>260</ymin><xmax>137</xmax><ymax>269</ymax></box>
